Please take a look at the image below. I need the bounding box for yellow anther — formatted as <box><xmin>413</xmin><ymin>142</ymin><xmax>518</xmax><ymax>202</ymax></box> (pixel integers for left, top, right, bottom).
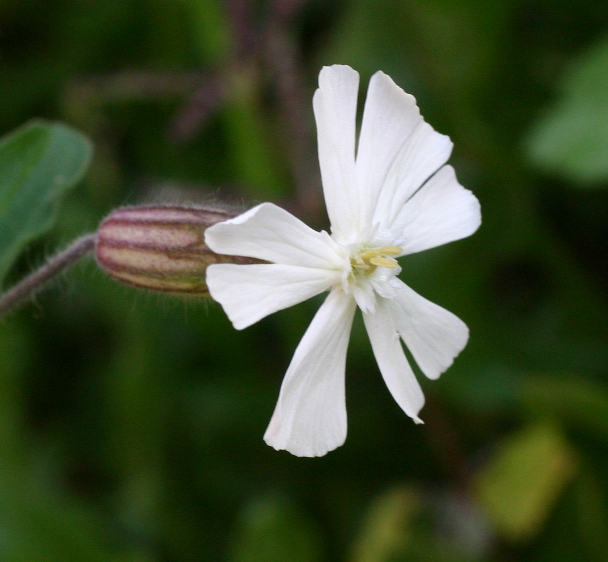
<box><xmin>359</xmin><ymin>250</ymin><xmax>378</xmax><ymax>261</ymax></box>
<box><xmin>350</xmin><ymin>245</ymin><xmax>403</xmax><ymax>275</ymax></box>
<box><xmin>370</xmin><ymin>256</ymin><xmax>399</xmax><ymax>269</ymax></box>
<box><xmin>377</xmin><ymin>246</ymin><xmax>402</xmax><ymax>256</ymax></box>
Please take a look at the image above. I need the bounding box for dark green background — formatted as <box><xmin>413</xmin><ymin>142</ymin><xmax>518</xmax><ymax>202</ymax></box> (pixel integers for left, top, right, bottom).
<box><xmin>1</xmin><ymin>0</ymin><xmax>608</xmax><ymax>560</ymax></box>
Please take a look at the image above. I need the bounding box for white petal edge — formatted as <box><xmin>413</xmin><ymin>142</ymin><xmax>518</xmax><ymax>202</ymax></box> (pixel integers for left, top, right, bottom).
<box><xmin>363</xmin><ymin>297</ymin><xmax>425</xmax><ymax>423</ymax></box>
<box><xmin>373</xmin><ymin>120</ymin><xmax>454</xmax><ymax>232</ymax></box>
<box><xmin>313</xmin><ymin>65</ymin><xmax>360</xmax><ymax>241</ymax></box>
<box><xmin>206</xmin><ymin>263</ymin><xmax>340</xmax><ymax>330</ymax></box>
<box><xmin>263</xmin><ymin>289</ymin><xmax>357</xmax><ymax>457</ymax></box>
<box><xmin>204</xmin><ymin>203</ymin><xmax>343</xmax><ymax>269</ymax></box>
<box><xmin>397</xmin><ymin>165</ymin><xmax>481</xmax><ymax>255</ymax></box>
<box><xmin>356</xmin><ymin>71</ymin><xmax>423</xmax><ymax>228</ymax></box>
<box><xmin>391</xmin><ymin>280</ymin><xmax>469</xmax><ymax>380</ymax></box>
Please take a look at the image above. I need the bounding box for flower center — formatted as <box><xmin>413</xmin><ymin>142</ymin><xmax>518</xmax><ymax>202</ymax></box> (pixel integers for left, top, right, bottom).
<box><xmin>350</xmin><ymin>245</ymin><xmax>402</xmax><ymax>276</ymax></box>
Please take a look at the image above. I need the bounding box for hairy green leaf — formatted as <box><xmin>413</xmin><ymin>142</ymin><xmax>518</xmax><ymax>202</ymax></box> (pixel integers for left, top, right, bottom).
<box><xmin>0</xmin><ymin>120</ymin><xmax>92</xmax><ymax>282</ymax></box>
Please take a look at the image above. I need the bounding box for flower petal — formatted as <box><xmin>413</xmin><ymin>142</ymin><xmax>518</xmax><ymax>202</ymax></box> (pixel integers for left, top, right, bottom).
<box><xmin>356</xmin><ymin>71</ymin><xmax>424</xmax><ymax>227</ymax></box>
<box><xmin>313</xmin><ymin>65</ymin><xmax>360</xmax><ymax>241</ymax></box>
<box><xmin>396</xmin><ymin>165</ymin><xmax>481</xmax><ymax>255</ymax></box>
<box><xmin>391</xmin><ymin>280</ymin><xmax>469</xmax><ymax>380</ymax></box>
<box><xmin>363</xmin><ymin>297</ymin><xmax>425</xmax><ymax>423</ymax></box>
<box><xmin>373</xmin><ymin>121</ymin><xmax>454</xmax><ymax>232</ymax></box>
<box><xmin>206</xmin><ymin>263</ymin><xmax>340</xmax><ymax>330</ymax></box>
<box><xmin>205</xmin><ymin>203</ymin><xmax>343</xmax><ymax>268</ymax></box>
<box><xmin>263</xmin><ymin>289</ymin><xmax>357</xmax><ymax>457</ymax></box>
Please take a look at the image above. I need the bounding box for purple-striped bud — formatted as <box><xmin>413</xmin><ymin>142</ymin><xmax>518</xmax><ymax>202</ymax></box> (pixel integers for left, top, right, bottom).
<box><xmin>96</xmin><ymin>205</ymin><xmax>251</xmax><ymax>296</ymax></box>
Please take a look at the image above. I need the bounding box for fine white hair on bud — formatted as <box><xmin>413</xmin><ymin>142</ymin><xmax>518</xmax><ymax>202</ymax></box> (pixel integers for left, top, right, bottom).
<box><xmin>96</xmin><ymin>205</ymin><xmax>254</xmax><ymax>295</ymax></box>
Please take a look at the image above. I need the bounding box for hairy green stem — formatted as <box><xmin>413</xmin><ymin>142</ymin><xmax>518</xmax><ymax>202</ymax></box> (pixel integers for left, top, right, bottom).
<box><xmin>0</xmin><ymin>233</ymin><xmax>97</xmax><ymax>319</ymax></box>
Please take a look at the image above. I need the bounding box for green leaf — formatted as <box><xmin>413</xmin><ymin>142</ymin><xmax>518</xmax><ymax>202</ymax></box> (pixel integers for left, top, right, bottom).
<box><xmin>474</xmin><ymin>421</ymin><xmax>577</xmax><ymax>543</ymax></box>
<box><xmin>0</xmin><ymin>120</ymin><xmax>92</xmax><ymax>283</ymax></box>
<box><xmin>526</xmin><ymin>36</ymin><xmax>608</xmax><ymax>185</ymax></box>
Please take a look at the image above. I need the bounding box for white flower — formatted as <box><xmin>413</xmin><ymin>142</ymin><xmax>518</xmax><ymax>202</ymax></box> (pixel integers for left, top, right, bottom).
<box><xmin>204</xmin><ymin>65</ymin><xmax>481</xmax><ymax>457</ymax></box>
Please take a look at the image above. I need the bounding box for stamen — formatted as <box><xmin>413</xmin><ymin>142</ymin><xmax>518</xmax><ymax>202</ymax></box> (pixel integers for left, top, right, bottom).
<box><xmin>370</xmin><ymin>256</ymin><xmax>399</xmax><ymax>269</ymax></box>
<box><xmin>377</xmin><ymin>246</ymin><xmax>402</xmax><ymax>256</ymax></box>
<box><xmin>359</xmin><ymin>250</ymin><xmax>378</xmax><ymax>261</ymax></box>
<box><xmin>350</xmin><ymin>245</ymin><xmax>403</xmax><ymax>275</ymax></box>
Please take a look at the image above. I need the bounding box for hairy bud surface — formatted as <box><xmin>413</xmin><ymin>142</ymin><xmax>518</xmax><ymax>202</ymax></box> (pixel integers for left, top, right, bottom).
<box><xmin>96</xmin><ymin>205</ymin><xmax>251</xmax><ymax>295</ymax></box>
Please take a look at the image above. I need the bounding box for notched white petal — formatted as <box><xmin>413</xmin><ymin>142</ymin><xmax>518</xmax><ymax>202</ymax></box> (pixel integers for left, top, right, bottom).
<box><xmin>397</xmin><ymin>165</ymin><xmax>481</xmax><ymax>255</ymax></box>
<box><xmin>206</xmin><ymin>263</ymin><xmax>340</xmax><ymax>330</ymax></box>
<box><xmin>314</xmin><ymin>65</ymin><xmax>360</xmax><ymax>240</ymax></box>
<box><xmin>363</xmin><ymin>298</ymin><xmax>425</xmax><ymax>423</ymax></box>
<box><xmin>264</xmin><ymin>290</ymin><xmax>357</xmax><ymax>457</ymax></box>
<box><xmin>392</xmin><ymin>280</ymin><xmax>469</xmax><ymax>380</ymax></box>
<box><xmin>205</xmin><ymin>203</ymin><xmax>343</xmax><ymax>268</ymax></box>
<box><xmin>374</xmin><ymin>121</ymin><xmax>454</xmax><ymax>231</ymax></box>
<box><xmin>356</xmin><ymin>71</ymin><xmax>422</xmax><ymax>227</ymax></box>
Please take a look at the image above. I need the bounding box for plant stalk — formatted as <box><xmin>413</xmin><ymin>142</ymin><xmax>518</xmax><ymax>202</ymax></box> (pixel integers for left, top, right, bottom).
<box><xmin>0</xmin><ymin>233</ymin><xmax>97</xmax><ymax>319</ymax></box>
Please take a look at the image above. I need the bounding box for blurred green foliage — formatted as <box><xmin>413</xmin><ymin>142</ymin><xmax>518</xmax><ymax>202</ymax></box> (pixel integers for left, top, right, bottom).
<box><xmin>526</xmin><ymin>35</ymin><xmax>608</xmax><ymax>185</ymax></box>
<box><xmin>1</xmin><ymin>0</ymin><xmax>608</xmax><ymax>561</ymax></box>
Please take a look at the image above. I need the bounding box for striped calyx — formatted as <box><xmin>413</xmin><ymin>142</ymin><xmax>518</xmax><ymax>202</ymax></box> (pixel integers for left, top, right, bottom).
<box><xmin>96</xmin><ymin>205</ymin><xmax>252</xmax><ymax>295</ymax></box>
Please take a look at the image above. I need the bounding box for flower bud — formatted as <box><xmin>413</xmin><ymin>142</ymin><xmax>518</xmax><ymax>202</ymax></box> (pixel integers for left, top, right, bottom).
<box><xmin>96</xmin><ymin>205</ymin><xmax>251</xmax><ymax>295</ymax></box>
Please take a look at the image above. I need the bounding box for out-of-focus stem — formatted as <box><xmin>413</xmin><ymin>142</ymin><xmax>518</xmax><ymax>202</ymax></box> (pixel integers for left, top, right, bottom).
<box><xmin>0</xmin><ymin>234</ymin><xmax>96</xmax><ymax>319</ymax></box>
<box><xmin>66</xmin><ymin>71</ymin><xmax>206</xmax><ymax>102</ymax></box>
<box><xmin>265</xmin><ymin>0</ymin><xmax>323</xmax><ymax>221</ymax></box>
<box><xmin>167</xmin><ymin>74</ymin><xmax>226</xmax><ymax>143</ymax></box>
<box><xmin>227</xmin><ymin>0</ymin><xmax>259</xmax><ymax>58</ymax></box>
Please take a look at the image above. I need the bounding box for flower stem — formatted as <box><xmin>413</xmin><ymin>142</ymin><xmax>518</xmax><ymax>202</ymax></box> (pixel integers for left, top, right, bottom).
<box><xmin>0</xmin><ymin>233</ymin><xmax>97</xmax><ymax>319</ymax></box>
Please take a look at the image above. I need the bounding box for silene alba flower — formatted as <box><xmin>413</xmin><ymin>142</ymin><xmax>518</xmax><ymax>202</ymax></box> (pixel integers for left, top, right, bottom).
<box><xmin>205</xmin><ymin>65</ymin><xmax>481</xmax><ymax>457</ymax></box>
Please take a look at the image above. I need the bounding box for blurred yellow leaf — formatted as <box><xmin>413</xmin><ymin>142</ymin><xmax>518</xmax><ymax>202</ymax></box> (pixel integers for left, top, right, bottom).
<box><xmin>474</xmin><ymin>421</ymin><xmax>577</xmax><ymax>542</ymax></box>
<box><xmin>350</xmin><ymin>485</ymin><xmax>419</xmax><ymax>562</ymax></box>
